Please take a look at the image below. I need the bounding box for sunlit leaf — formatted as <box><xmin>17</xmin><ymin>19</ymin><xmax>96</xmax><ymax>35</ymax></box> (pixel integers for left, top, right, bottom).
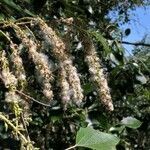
<box><xmin>109</xmin><ymin>126</ymin><xmax>125</xmax><ymax>134</ymax></box>
<box><xmin>121</xmin><ymin>117</ymin><xmax>142</xmax><ymax>129</ymax></box>
<box><xmin>76</xmin><ymin>127</ymin><xmax>120</xmax><ymax>150</ymax></box>
<box><xmin>4</xmin><ymin>122</ymin><xmax>8</xmax><ymax>132</ymax></box>
<box><xmin>110</xmin><ymin>53</ymin><xmax>120</xmax><ymax>65</ymax></box>
<box><xmin>136</xmin><ymin>74</ymin><xmax>147</xmax><ymax>84</ymax></box>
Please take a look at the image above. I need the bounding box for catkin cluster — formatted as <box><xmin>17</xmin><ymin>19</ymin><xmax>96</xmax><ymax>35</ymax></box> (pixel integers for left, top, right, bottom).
<box><xmin>0</xmin><ymin>17</ymin><xmax>114</xmax><ymax>111</ymax></box>
<box><xmin>0</xmin><ymin>17</ymin><xmax>115</xmax><ymax>150</ymax></box>
<box><xmin>13</xmin><ymin>24</ymin><xmax>54</xmax><ymax>101</ymax></box>
<box><xmin>0</xmin><ymin>48</ymin><xmax>30</xmax><ymax>118</ymax></box>
<box><xmin>82</xmin><ymin>36</ymin><xmax>114</xmax><ymax>111</ymax></box>
<box><xmin>35</xmin><ymin>18</ymin><xmax>83</xmax><ymax>105</ymax></box>
<box><xmin>0</xmin><ymin>50</ymin><xmax>18</xmax><ymax>92</ymax></box>
<box><xmin>0</xmin><ymin>50</ymin><xmax>18</xmax><ymax>91</ymax></box>
<box><xmin>10</xmin><ymin>42</ymin><xmax>27</xmax><ymax>89</ymax></box>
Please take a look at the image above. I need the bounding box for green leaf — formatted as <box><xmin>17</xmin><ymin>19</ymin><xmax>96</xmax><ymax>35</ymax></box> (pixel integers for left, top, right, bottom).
<box><xmin>51</xmin><ymin>116</ymin><xmax>61</xmax><ymax>123</ymax></box>
<box><xmin>0</xmin><ymin>14</ymin><xmax>5</xmax><ymax>20</ymax></box>
<box><xmin>82</xmin><ymin>83</ymin><xmax>94</xmax><ymax>95</ymax></box>
<box><xmin>4</xmin><ymin>122</ymin><xmax>8</xmax><ymax>132</ymax></box>
<box><xmin>0</xmin><ymin>0</ymin><xmax>35</xmax><ymax>16</ymax></box>
<box><xmin>89</xmin><ymin>31</ymin><xmax>111</xmax><ymax>55</ymax></box>
<box><xmin>136</xmin><ymin>74</ymin><xmax>147</xmax><ymax>84</ymax></box>
<box><xmin>121</xmin><ymin>117</ymin><xmax>142</xmax><ymax>129</ymax></box>
<box><xmin>1</xmin><ymin>0</ymin><xmax>23</xmax><ymax>12</ymax></box>
<box><xmin>109</xmin><ymin>126</ymin><xmax>125</xmax><ymax>134</ymax></box>
<box><xmin>76</xmin><ymin>127</ymin><xmax>120</xmax><ymax>150</ymax></box>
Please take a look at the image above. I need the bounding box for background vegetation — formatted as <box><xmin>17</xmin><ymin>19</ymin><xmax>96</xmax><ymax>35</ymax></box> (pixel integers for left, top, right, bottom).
<box><xmin>0</xmin><ymin>0</ymin><xmax>149</xmax><ymax>149</ymax></box>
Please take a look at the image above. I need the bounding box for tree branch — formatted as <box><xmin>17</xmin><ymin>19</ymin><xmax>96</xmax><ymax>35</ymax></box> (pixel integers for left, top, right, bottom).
<box><xmin>120</xmin><ymin>41</ymin><xmax>150</xmax><ymax>47</ymax></box>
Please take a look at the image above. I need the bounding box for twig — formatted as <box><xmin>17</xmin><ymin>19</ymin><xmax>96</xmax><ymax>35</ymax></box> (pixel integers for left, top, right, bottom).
<box><xmin>125</xmin><ymin>49</ymin><xmax>150</xmax><ymax>72</ymax></box>
<box><xmin>0</xmin><ymin>53</ymin><xmax>51</xmax><ymax>107</ymax></box>
<box><xmin>0</xmin><ymin>30</ymin><xmax>12</xmax><ymax>42</ymax></box>
<box><xmin>15</xmin><ymin>17</ymin><xmax>34</xmax><ymax>23</ymax></box>
<box><xmin>121</xmin><ymin>41</ymin><xmax>150</xmax><ymax>47</ymax></box>
<box><xmin>16</xmin><ymin>21</ymin><xmax>32</xmax><ymax>25</ymax></box>
<box><xmin>20</xmin><ymin>114</ymin><xmax>31</xmax><ymax>142</ymax></box>
<box><xmin>15</xmin><ymin>90</ymin><xmax>51</xmax><ymax>107</ymax></box>
<box><xmin>0</xmin><ymin>113</ymin><xmax>28</xmax><ymax>144</ymax></box>
<box><xmin>65</xmin><ymin>145</ymin><xmax>77</xmax><ymax>150</ymax></box>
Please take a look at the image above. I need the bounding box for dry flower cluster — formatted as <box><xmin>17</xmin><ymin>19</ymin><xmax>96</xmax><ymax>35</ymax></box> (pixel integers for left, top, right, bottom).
<box><xmin>36</xmin><ymin>18</ymin><xmax>83</xmax><ymax>105</ymax></box>
<box><xmin>0</xmin><ymin>50</ymin><xmax>32</xmax><ymax>148</ymax></box>
<box><xmin>0</xmin><ymin>17</ymin><xmax>114</xmax><ymax>112</ymax></box>
<box><xmin>0</xmin><ymin>17</ymin><xmax>114</xmax><ymax>148</ymax></box>
<box><xmin>82</xmin><ymin>38</ymin><xmax>114</xmax><ymax>111</ymax></box>
<box><xmin>13</xmin><ymin>24</ymin><xmax>54</xmax><ymax>101</ymax></box>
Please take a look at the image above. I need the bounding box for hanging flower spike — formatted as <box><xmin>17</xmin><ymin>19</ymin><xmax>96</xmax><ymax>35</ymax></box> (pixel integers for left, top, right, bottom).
<box><xmin>63</xmin><ymin>60</ymin><xmax>83</xmax><ymax>105</ymax></box>
<box><xmin>0</xmin><ymin>50</ymin><xmax>31</xmax><ymax>118</ymax></box>
<box><xmin>59</xmin><ymin>63</ymin><xmax>71</xmax><ymax>108</ymax></box>
<box><xmin>12</xmin><ymin>24</ymin><xmax>54</xmax><ymax>101</ymax></box>
<box><xmin>34</xmin><ymin>52</ymin><xmax>54</xmax><ymax>100</ymax></box>
<box><xmin>10</xmin><ymin>42</ymin><xmax>27</xmax><ymax>90</ymax></box>
<box><xmin>82</xmin><ymin>37</ymin><xmax>114</xmax><ymax>111</ymax></box>
<box><xmin>0</xmin><ymin>50</ymin><xmax>18</xmax><ymax>90</ymax></box>
<box><xmin>35</xmin><ymin>18</ymin><xmax>83</xmax><ymax>105</ymax></box>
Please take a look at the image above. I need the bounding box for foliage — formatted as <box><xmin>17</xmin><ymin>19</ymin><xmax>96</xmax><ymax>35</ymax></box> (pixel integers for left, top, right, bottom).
<box><xmin>121</xmin><ymin>117</ymin><xmax>142</xmax><ymax>129</ymax></box>
<box><xmin>71</xmin><ymin>127</ymin><xmax>120</xmax><ymax>150</ymax></box>
<box><xmin>0</xmin><ymin>0</ymin><xmax>149</xmax><ymax>150</ymax></box>
<box><xmin>66</xmin><ymin>116</ymin><xmax>142</xmax><ymax>150</ymax></box>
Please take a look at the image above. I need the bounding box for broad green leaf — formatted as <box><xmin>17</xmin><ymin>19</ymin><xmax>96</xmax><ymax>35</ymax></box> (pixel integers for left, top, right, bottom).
<box><xmin>51</xmin><ymin>115</ymin><xmax>61</xmax><ymax>123</ymax></box>
<box><xmin>76</xmin><ymin>127</ymin><xmax>120</xmax><ymax>150</ymax></box>
<box><xmin>121</xmin><ymin>117</ymin><xmax>142</xmax><ymax>129</ymax></box>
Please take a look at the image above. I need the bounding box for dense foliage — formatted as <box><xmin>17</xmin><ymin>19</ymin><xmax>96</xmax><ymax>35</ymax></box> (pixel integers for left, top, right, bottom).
<box><xmin>0</xmin><ymin>0</ymin><xmax>149</xmax><ymax>150</ymax></box>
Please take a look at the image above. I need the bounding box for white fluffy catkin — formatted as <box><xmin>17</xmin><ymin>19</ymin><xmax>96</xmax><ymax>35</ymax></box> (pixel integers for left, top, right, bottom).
<box><xmin>82</xmin><ymin>37</ymin><xmax>114</xmax><ymax>111</ymax></box>
<box><xmin>0</xmin><ymin>50</ymin><xmax>18</xmax><ymax>90</ymax></box>
<box><xmin>0</xmin><ymin>50</ymin><xmax>22</xmax><ymax>104</ymax></box>
<box><xmin>59</xmin><ymin>63</ymin><xmax>71</xmax><ymax>106</ymax></box>
<box><xmin>10</xmin><ymin>42</ymin><xmax>27</xmax><ymax>89</ymax></box>
<box><xmin>36</xmin><ymin>18</ymin><xmax>83</xmax><ymax>105</ymax></box>
<box><xmin>13</xmin><ymin>25</ymin><xmax>54</xmax><ymax>101</ymax></box>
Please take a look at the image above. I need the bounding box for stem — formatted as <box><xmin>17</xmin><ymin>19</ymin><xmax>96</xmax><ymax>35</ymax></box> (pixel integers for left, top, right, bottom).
<box><xmin>121</xmin><ymin>41</ymin><xmax>150</xmax><ymax>47</ymax></box>
<box><xmin>16</xmin><ymin>90</ymin><xmax>51</xmax><ymax>107</ymax></box>
<box><xmin>0</xmin><ymin>113</ymin><xmax>28</xmax><ymax>144</ymax></box>
<box><xmin>0</xmin><ymin>75</ymin><xmax>51</xmax><ymax>107</ymax></box>
<box><xmin>0</xmin><ymin>30</ymin><xmax>11</xmax><ymax>42</ymax></box>
<box><xmin>15</xmin><ymin>17</ymin><xmax>34</xmax><ymax>23</ymax></box>
<box><xmin>16</xmin><ymin>21</ymin><xmax>32</xmax><ymax>25</ymax></box>
<box><xmin>125</xmin><ymin>49</ymin><xmax>150</xmax><ymax>72</ymax></box>
<box><xmin>65</xmin><ymin>145</ymin><xmax>77</xmax><ymax>150</ymax></box>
